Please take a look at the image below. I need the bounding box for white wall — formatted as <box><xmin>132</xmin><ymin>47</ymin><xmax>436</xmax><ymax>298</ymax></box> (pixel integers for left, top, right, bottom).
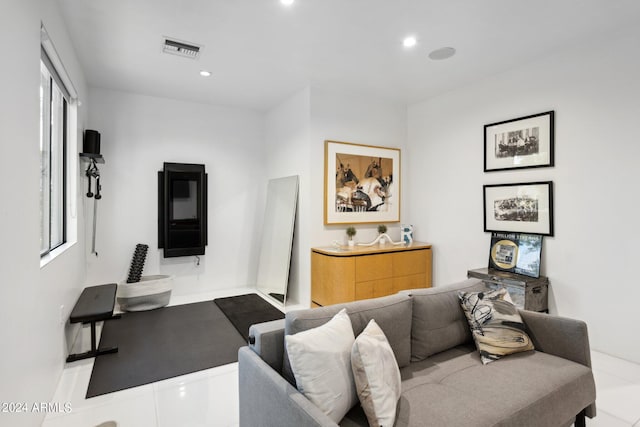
<box><xmin>87</xmin><ymin>89</ymin><xmax>265</xmax><ymax>296</ymax></box>
<box><xmin>306</xmin><ymin>88</ymin><xmax>408</xmax><ymax>305</ymax></box>
<box><xmin>309</xmin><ymin>87</ymin><xmax>409</xmax><ymax>245</ymax></box>
<box><xmin>264</xmin><ymin>88</ymin><xmax>311</xmax><ymax>305</ymax></box>
<box><xmin>407</xmin><ymin>27</ymin><xmax>640</xmax><ymax>363</ymax></box>
<box><xmin>86</xmin><ymin>83</ymin><xmax>407</xmax><ymax>311</ymax></box>
<box><xmin>0</xmin><ymin>1</ymin><xmax>89</xmax><ymax>426</ymax></box>
<box><xmin>264</xmin><ymin>87</ymin><xmax>408</xmax><ymax>307</ymax></box>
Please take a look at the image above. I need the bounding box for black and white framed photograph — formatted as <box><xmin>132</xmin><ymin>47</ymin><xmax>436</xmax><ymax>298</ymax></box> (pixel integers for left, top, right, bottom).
<box><xmin>484</xmin><ymin>111</ymin><xmax>554</xmax><ymax>172</ymax></box>
<box><xmin>483</xmin><ymin>181</ymin><xmax>554</xmax><ymax>236</ymax></box>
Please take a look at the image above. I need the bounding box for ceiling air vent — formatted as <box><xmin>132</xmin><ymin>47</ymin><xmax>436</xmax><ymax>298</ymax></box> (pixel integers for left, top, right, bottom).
<box><xmin>162</xmin><ymin>37</ymin><xmax>202</xmax><ymax>59</ymax></box>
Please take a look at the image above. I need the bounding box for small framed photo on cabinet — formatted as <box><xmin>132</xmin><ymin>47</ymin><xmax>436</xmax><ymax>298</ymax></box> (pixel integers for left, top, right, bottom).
<box><xmin>489</xmin><ymin>232</ymin><xmax>543</xmax><ymax>278</ymax></box>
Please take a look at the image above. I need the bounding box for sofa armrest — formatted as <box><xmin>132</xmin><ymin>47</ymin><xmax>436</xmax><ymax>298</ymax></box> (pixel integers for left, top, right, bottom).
<box><xmin>519</xmin><ymin>310</ymin><xmax>592</xmax><ymax>368</ymax></box>
<box><xmin>248</xmin><ymin>318</ymin><xmax>286</xmax><ymax>373</ymax></box>
<box><xmin>520</xmin><ymin>310</ymin><xmax>597</xmax><ymax>418</ymax></box>
<box><xmin>238</xmin><ymin>346</ymin><xmax>338</xmax><ymax>427</ymax></box>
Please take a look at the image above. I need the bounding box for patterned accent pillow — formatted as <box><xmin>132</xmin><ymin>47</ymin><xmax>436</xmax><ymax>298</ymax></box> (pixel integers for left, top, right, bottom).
<box><xmin>458</xmin><ymin>287</ymin><xmax>534</xmax><ymax>364</ymax></box>
<box><xmin>351</xmin><ymin>319</ymin><xmax>401</xmax><ymax>427</ymax></box>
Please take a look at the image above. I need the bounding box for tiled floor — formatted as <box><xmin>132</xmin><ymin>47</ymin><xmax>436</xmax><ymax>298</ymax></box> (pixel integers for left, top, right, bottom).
<box><xmin>43</xmin><ymin>287</ymin><xmax>303</xmax><ymax>427</ymax></box>
<box><xmin>590</xmin><ymin>351</ymin><xmax>640</xmax><ymax>426</ymax></box>
<box><xmin>44</xmin><ymin>289</ymin><xmax>640</xmax><ymax>427</ymax></box>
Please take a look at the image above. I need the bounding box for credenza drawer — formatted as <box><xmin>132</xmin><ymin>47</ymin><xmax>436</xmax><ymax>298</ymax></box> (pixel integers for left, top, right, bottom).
<box><xmin>355</xmin><ymin>254</ymin><xmax>393</xmax><ymax>282</ymax></box>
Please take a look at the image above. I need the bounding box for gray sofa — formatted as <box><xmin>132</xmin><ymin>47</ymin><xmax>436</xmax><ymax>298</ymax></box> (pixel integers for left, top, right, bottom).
<box><xmin>238</xmin><ymin>279</ymin><xmax>596</xmax><ymax>427</ymax></box>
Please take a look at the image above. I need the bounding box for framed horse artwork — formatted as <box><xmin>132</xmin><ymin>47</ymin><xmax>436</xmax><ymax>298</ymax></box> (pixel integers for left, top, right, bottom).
<box><xmin>324</xmin><ymin>140</ymin><xmax>400</xmax><ymax>225</ymax></box>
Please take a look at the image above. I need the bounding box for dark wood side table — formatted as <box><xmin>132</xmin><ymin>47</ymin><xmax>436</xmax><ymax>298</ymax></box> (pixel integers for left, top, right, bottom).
<box><xmin>467</xmin><ymin>268</ymin><xmax>549</xmax><ymax>312</ymax></box>
<box><xmin>66</xmin><ymin>283</ymin><xmax>120</xmax><ymax>362</ymax></box>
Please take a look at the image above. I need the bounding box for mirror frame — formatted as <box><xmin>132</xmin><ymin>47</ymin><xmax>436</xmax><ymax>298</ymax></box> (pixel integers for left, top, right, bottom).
<box><xmin>256</xmin><ymin>175</ymin><xmax>299</xmax><ymax>305</ymax></box>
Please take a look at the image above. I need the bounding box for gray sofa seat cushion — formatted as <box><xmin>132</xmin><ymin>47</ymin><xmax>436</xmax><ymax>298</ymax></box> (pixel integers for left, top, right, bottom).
<box><xmin>395</xmin><ymin>350</ymin><xmax>595</xmax><ymax>427</ymax></box>
<box><xmin>283</xmin><ymin>294</ymin><xmax>413</xmax><ymax>386</ymax></box>
<box><xmin>401</xmin><ymin>344</ymin><xmax>477</xmax><ymax>386</ymax></box>
<box><xmin>406</xmin><ymin>278</ymin><xmax>487</xmax><ymax>361</ymax></box>
<box><xmin>340</xmin><ymin>345</ymin><xmax>477</xmax><ymax>427</ymax></box>
<box><xmin>340</xmin><ymin>345</ymin><xmax>594</xmax><ymax>427</ymax></box>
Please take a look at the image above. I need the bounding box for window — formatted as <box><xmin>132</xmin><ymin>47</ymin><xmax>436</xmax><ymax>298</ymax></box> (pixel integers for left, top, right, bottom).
<box><xmin>40</xmin><ymin>50</ymin><xmax>69</xmax><ymax>256</ymax></box>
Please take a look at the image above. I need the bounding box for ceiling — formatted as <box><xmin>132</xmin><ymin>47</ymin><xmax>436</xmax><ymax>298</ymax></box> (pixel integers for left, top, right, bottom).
<box><xmin>57</xmin><ymin>0</ymin><xmax>640</xmax><ymax>111</ymax></box>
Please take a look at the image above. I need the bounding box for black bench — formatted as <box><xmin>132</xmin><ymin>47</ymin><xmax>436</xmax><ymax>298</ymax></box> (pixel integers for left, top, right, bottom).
<box><xmin>66</xmin><ymin>283</ymin><xmax>120</xmax><ymax>363</ymax></box>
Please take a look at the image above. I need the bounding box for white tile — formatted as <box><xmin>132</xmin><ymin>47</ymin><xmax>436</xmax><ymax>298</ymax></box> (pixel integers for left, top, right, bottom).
<box><xmin>48</xmin><ymin>355</ymin><xmax>155</xmax><ymax>417</ymax></box>
<box><xmin>152</xmin><ymin>363</ymin><xmax>238</xmax><ymax>390</ymax></box>
<box><xmin>48</xmin><ymin>361</ymin><xmax>94</xmax><ymax>414</ymax></box>
<box><xmin>42</xmin><ymin>391</ymin><xmax>157</xmax><ymax>427</ymax></box>
<box><xmin>592</xmin><ymin>350</ymin><xmax>640</xmax><ymax>384</ymax></box>
<box><xmin>588</xmin><ymin>410</ymin><xmax>633</xmax><ymax>427</ymax></box>
<box><xmin>593</xmin><ymin>369</ymin><xmax>640</xmax><ymax>424</ymax></box>
<box><xmin>78</xmin><ymin>382</ymin><xmax>156</xmax><ymax>413</ymax></box>
<box><xmin>154</xmin><ymin>367</ymin><xmax>239</xmax><ymax>427</ymax></box>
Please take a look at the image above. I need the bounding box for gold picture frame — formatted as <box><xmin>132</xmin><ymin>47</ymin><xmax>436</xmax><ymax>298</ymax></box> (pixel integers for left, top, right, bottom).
<box><xmin>324</xmin><ymin>140</ymin><xmax>400</xmax><ymax>225</ymax></box>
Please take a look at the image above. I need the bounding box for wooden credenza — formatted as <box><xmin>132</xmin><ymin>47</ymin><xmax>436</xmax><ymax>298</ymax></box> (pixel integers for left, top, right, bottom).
<box><xmin>311</xmin><ymin>242</ymin><xmax>432</xmax><ymax>307</ymax></box>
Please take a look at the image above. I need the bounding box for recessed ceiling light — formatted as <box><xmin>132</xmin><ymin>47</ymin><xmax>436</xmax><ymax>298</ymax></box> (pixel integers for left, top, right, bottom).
<box><xmin>280</xmin><ymin>0</ymin><xmax>294</xmax><ymax>6</ymax></box>
<box><xmin>199</xmin><ymin>70</ymin><xmax>211</xmax><ymax>77</ymax></box>
<box><xmin>403</xmin><ymin>36</ymin><xmax>417</xmax><ymax>48</ymax></box>
<box><xmin>428</xmin><ymin>47</ymin><xmax>456</xmax><ymax>60</ymax></box>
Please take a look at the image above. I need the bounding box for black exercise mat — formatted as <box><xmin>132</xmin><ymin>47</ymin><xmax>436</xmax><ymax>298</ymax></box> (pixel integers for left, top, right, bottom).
<box><xmin>214</xmin><ymin>293</ymin><xmax>284</xmax><ymax>341</ymax></box>
<box><xmin>86</xmin><ymin>300</ymin><xmax>246</xmax><ymax>398</ymax></box>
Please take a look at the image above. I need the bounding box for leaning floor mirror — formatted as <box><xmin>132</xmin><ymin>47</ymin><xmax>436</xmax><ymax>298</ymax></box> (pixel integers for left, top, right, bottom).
<box><xmin>256</xmin><ymin>175</ymin><xmax>299</xmax><ymax>307</ymax></box>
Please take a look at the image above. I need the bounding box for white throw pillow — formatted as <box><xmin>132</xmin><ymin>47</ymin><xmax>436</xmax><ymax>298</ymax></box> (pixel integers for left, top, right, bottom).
<box><xmin>351</xmin><ymin>319</ymin><xmax>402</xmax><ymax>427</ymax></box>
<box><xmin>285</xmin><ymin>308</ymin><xmax>358</xmax><ymax>423</ymax></box>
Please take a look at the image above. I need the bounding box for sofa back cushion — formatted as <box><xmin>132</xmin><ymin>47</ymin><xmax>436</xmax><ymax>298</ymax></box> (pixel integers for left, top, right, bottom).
<box><xmin>282</xmin><ymin>293</ymin><xmax>412</xmax><ymax>386</ymax></box>
<box><xmin>406</xmin><ymin>279</ymin><xmax>487</xmax><ymax>361</ymax></box>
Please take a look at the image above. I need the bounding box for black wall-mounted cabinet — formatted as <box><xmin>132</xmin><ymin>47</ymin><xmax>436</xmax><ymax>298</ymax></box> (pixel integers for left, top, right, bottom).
<box><xmin>158</xmin><ymin>162</ymin><xmax>207</xmax><ymax>257</ymax></box>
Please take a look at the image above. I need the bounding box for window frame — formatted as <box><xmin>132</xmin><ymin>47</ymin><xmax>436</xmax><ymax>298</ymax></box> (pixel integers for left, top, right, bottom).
<box><xmin>40</xmin><ymin>49</ymin><xmax>69</xmax><ymax>257</ymax></box>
